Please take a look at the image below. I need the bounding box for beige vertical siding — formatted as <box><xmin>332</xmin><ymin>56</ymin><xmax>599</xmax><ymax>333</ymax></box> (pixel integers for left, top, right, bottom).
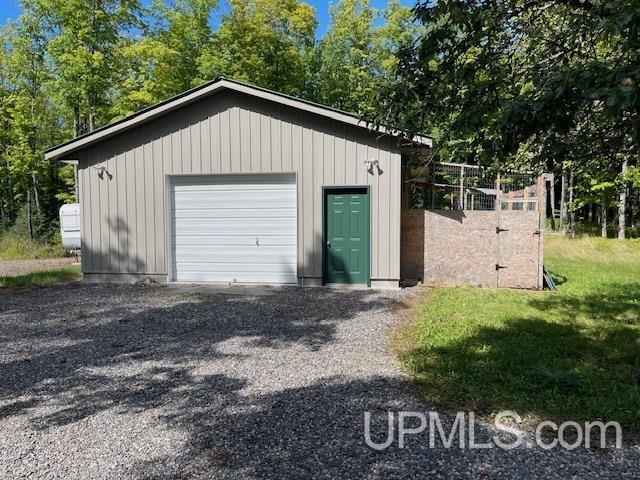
<box><xmin>76</xmin><ymin>90</ymin><xmax>401</xmax><ymax>283</ymax></box>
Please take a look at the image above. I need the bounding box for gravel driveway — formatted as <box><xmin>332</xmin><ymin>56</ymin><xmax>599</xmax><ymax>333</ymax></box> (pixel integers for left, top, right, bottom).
<box><xmin>0</xmin><ymin>283</ymin><xmax>638</xmax><ymax>479</ymax></box>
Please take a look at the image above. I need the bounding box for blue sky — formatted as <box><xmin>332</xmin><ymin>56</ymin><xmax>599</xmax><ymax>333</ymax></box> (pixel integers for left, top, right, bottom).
<box><xmin>0</xmin><ymin>0</ymin><xmax>415</xmax><ymax>36</ymax></box>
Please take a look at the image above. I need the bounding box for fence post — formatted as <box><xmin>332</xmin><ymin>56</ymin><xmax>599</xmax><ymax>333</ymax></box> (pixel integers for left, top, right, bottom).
<box><xmin>431</xmin><ymin>163</ymin><xmax>436</xmax><ymax>209</ymax></box>
<box><xmin>459</xmin><ymin>165</ymin><xmax>465</xmax><ymax>210</ymax></box>
<box><xmin>538</xmin><ymin>174</ymin><xmax>546</xmax><ymax>229</ymax></box>
<box><xmin>495</xmin><ymin>173</ymin><xmax>501</xmax><ymax>211</ymax></box>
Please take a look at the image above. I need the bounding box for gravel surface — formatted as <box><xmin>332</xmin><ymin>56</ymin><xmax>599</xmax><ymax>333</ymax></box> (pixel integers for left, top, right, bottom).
<box><xmin>0</xmin><ymin>257</ymin><xmax>77</xmax><ymax>277</ymax></box>
<box><xmin>0</xmin><ymin>282</ymin><xmax>638</xmax><ymax>479</ymax></box>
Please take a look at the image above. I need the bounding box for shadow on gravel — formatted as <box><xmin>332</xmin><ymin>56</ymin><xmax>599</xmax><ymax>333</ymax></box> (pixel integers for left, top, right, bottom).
<box><xmin>0</xmin><ymin>285</ymin><xmax>402</xmax><ymax>428</ymax></box>
<box><xmin>131</xmin><ymin>375</ymin><xmax>458</xmax><ymax>479</ymax></box>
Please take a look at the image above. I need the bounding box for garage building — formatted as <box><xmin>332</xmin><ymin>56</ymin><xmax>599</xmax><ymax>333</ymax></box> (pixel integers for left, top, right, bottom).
<box><xmin>45</xmin><ymin>77</ymin><xmax>432</xmax><ymax>288</ymax></box>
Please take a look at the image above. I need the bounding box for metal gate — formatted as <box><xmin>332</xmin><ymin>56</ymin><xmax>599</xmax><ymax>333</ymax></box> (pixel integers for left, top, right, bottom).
<box><xmin>495</xmin><ymin>211</ymin><xmax>543</xmax><ymax>289</ymax></box>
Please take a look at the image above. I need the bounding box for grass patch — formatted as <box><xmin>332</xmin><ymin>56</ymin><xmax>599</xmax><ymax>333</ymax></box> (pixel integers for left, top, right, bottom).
<box><xmin>0</xmin><ymin>265</ymin><xmax>81</xmax><ymax>289</ymax></box>
<box><xmin>396</xmin><ymin>234</ymin><xmax>640</xmax><ymax>429</ymax></box>
<box><xmin>0</xmin><ymin>233</ymin><xmax>65</xmax><ymax>260</ymax></box>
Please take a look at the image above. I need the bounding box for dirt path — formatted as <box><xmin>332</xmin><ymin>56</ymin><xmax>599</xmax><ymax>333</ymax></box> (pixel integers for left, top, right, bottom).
<box><xmin>0</xmin><ymin>257</ymin><xmax>78</xmax><ymax>277</ymax></box>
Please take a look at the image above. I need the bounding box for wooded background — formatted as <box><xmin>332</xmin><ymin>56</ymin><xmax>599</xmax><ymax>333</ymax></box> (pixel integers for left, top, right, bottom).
<box><xmin>376</xmin><ymin>0</ymin><xmax>639</xmax><ymax>240</ymax></box>
<box><xmin>0</xmin><ymin>0</ymin><xmax>637</xmax><ymax>247</ymax></box>
<box><xmin>0</xmin><ymin>0</ymin><xmax>417</xmax><ymax>244</ymax></box>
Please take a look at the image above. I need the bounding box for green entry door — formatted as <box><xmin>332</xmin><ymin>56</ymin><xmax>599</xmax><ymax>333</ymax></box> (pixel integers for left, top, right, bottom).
<box><xmin>324</xmin><ymin>188</ymin><xmax>370</xmax><ymax>285</ymax></box>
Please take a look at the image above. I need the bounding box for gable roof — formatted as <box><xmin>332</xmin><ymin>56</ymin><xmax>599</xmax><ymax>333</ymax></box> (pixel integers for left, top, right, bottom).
<box><xmin>44</xmin><ymin>77</ymin><xmax>432</xmax><ymax>161</ymax></box>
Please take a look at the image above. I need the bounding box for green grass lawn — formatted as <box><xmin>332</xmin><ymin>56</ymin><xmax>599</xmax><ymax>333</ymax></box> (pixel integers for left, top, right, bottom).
<box><xmin>396</xmin><ymin>235</ymin><xmax>640</xmax><ymax>429</ymax></box>
<box><xmin>0</xmin><ymin>265</ymin><xmax>81</xmax><ymax>289</ymax></box>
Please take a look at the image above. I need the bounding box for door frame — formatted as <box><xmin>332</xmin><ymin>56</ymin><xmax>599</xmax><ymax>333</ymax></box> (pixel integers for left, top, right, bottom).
<box><xmin>322</xmin><ymin>185</ymin><xmax>371</xmax><ymax>286</ymax></box>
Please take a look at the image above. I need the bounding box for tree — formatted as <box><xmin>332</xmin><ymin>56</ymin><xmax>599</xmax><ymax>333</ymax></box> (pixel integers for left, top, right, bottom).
<box><xmin>376</xmin><ymin>0</ymin><xmax>639</xmax><ymax>237</ymax></box>
<box><xmin>2</xmin><ymin>10</ymin><xmax>62</xmax><ymax>237</ymax></box>
<box><xmin>34</xmin><ymin>0</ymin><xmax>141</xmax><ymax>135</ymax></box>
<box><xmin>379</xmin><ymin>0</ymin><xmax>639</xmax><ymax>165</ymax></box>
<box><xmin>198</xmin><ymin>0</ymin><xmax>316</xmax><ymax>96</ymax></box>
<box><xmin>619</xmin><ymin>158</ymin><xmax>628</xmax><ymax>239</ymax></box>
<box><xmin>373</xmin><ymin>0</ymin><xmax>420</xmax><ymax>77</ymax></box>
<box><xmin>0</xmin><ymin>30</ymin><xmax>13</xmax><ymax>224</ymax></box>
<box><xmin>312</xmin><ymin>0</ymin><xmax>376</xmax><ymax>113</ymax></box>
<box><xmin>311</xmin><ymin>0</ymin><xmax>420</xmax><ymax>115</ymax></box>
<box><xmin>112</xmin><ymin>0</ymin><xmax>217</xmax><ymax>118</ymax></box>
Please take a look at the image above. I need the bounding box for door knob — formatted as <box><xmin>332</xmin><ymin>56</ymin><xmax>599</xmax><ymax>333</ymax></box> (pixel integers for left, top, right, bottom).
<box><xmin>326</xmin><ymin>240</ymin><xmax>331</xmax><ymax>247</ymax></box>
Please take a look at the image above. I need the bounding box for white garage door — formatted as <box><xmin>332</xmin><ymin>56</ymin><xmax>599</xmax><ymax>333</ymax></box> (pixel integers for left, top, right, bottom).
<box><xmin>170</xmin><ymin>174</ymin><xmax>297</xmax><ymax>284</ymax></box>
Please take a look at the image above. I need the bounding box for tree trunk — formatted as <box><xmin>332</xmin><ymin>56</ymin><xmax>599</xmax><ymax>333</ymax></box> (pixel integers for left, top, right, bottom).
<box><xmin>549</xmin><ymin>175</ymin><xmax>556</xmax><ymax>230</ymax></box>
<box><xmin>568</xmin><ymin>169</ymin><xmax>575</xmax><ymax>237</ymax></box>
<box><xmin>601</xmin><ymin>198</ymin><xmax>608</xmax><ymax>238</ymax></box>
<box><xmin>89</xmin><ymin>112</ymin><xmax>94</xmax><ymax>132</ymax></box>
<box><xmin>31</xmin><ymin>174</ymin><xmax>40</xmax><ymax>216</ymax></box>
<box><xmin>88</xmin><ymin>100</ymin><xmax>95</xmax><ymax>132</ymax></box>
<box><xmin>26</xmin><ymin>188</ymin><xmax>33</xmax><ymax>239</ymax></box>
<box><xmin>73</xmin><ymin>106</ymin><xmax>81</xmax><ymax>137</ymax></box>
<box><xmin>560</xmin><ymin>165</ymin><xmax>568</xmax><ymax>233</ymax></box>
<box><xmin>74</xmin><ymin>163</ymin><xmax>79</xmax><ymax>201</ymax></box>
<box><xmin>5</xmin><ymin>159</ymin><xmax>14</xmax><ymax>220</ymax></box>
<box><xmin>630</xmin><ymin>188</ymin><xmax>636</xmax><ymax>229</ymax></box>
<box><xmin>618</xmin><ymin>159</ymin><xmax>628</xmax><ymax>239</ymax></box>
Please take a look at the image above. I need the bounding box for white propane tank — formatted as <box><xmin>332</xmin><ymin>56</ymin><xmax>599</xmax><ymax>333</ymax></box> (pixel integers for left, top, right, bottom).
<box><xmin>59</xmin><ymin>203</ymin><xmax>81</xmax><ymax>251</ymax></box>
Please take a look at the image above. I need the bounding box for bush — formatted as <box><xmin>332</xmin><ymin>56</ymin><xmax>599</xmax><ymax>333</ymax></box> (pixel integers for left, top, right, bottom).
<box><xmin>0</xmin><ymin>204</ymin><xmax>66</xmax><ymax>260</ymax></box>
<box><xmin>0</xmin><ymin>232</ymin><xmax>65</xmax><ymax>260</ymax></box>
<box><xmin>9</xmin><ymin>204</ymin><xmax>60</xmax><ymax>243</ymax></box>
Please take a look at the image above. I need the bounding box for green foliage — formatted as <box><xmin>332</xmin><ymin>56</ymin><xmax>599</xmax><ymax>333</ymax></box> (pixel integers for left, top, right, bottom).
<box><xmin>311</xmin><ymin>0</ymin><xmax>418</xmax><ymax>114</ymax></box>
<box><xmin>0</xmin><ymin>232</ymin><xmax>64</xmax><ymax>260</ymax></box>
<box><xmin>112</xmin><ymin>0</ymin><xmax>217</xmax><ymax>118</ymax></box>
<box><xmin>35</xmin><ymin>0</ymin><xmax>142</xmax><ymax>133</ymax></box>
<box><xmin>395</xmin><ymin>235</ymin><xmax>640</xmax><ymax>428</ymax></box>
<box><xmin>198</xmin><ymin>0</ymin><xmax>317</xmax><ymax>96</ymax></box>
<box><xmin>377</xmin><ymin>0</ymin><xmax>639</xmax><ymax>172</ymax></box>
<box><xmin>312</xmin><ymin>0</ymin><xmax>376</xmax><ymax>112</ymax></box>
<box><xmin>55</xmin><ymin>164</ymin><xmax>76</xmax><ymax>204</ymax></box>
<box><xmin>0</xmin><ymin>204</ymin><xmax>64</xmax><ymax>259</ymax></box>
<box><xmin>0</xmin><ymin>7</ymin><xmax>72</xmax><ymax>232</ymax></box>
<box><xmin>624</xmin><ymin>166</ymin><xmax>640</xmax><ymax>189</ymax></box>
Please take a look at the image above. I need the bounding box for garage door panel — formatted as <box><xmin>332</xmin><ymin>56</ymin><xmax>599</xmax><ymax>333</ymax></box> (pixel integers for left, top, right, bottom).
<box><xmin>173</xmin><ymin>190</ymin><xmax>296</xmax><ymax>208</ymax></box>
<box><xmin>174</xmin><ymin>246</ymin><xmax>296</xmax><ymax>262</ymax></box>
<box><xmin>172</xmin><ymin>207</ymin><xmax>297</xmax><ymax>219</ymax></box>
<box><xmin>173</xmin><ymin>218</ymin><xmax>296</xmax><ymax>236</ymax></box>
<box><xmin>173</xmin><ymin>262</ymin><xmax>297</xmax><ymax>273</ymax></box>
<box><xmin>172</xmin><ymin>173</ymin><xmax>293</xmax><ymax>187</ymax></box>
<box><xmin>172</xmin><ymin>187</ymin><xmax>295</xmax><ymax>198</ymax></box>
<box><xmin>174</xmin><ymin>270</ymin><xmax>295</xmax><ymax>284</ymax></box>
<box><xmin>173</xmin><ymin>235</ymin><xmax>296</xmax><ymax>247</ymax></box>
<box><xmin>170</xmin><ymin>174</ymin><xmax>297</xmax><ymax>284</ymax></box>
